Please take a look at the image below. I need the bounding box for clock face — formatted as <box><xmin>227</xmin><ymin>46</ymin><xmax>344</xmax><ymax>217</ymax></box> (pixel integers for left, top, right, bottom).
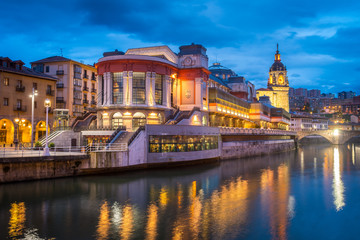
<box><xmin>183</xmin><ymin>57</ymin><xmax>192</xmax><ymax>66</ymax></box>
<box><xmin>278</xmin><ymin>75</ymin><xmax>284</xmax><ymax>84</ymax></box>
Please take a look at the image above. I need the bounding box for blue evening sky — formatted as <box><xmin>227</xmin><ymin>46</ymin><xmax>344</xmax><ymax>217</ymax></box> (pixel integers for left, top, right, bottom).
<box><xmin>1</xmin><ymin>0</ymin><xmax>359</xmax><ymax>94</ymax></box>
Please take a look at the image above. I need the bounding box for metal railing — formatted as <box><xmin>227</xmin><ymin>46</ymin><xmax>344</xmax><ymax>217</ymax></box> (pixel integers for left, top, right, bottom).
<box><xmin>0</xmin><ymin>146</ymin><xmax>87</xmax><ymax>158</ymax></box>
<box><xmin>56</xmin><ymin>70</ymin><xmax>64</xmax><ymax>75</ymax></box>
<box><xmin>56</xmin><ymin>82</ymin><xmax>64</xmax><ymax>88</ymax></box>
<box><xmin>13</xmin><ymin>105</ymin><xmax>27</xmax><ymax>111</ymax></box>
<box><xmin>86</xmin><ymin>143</ymin><xmax>128</xmax><ymax>152</ymax></box>
<box><xmin>219</xmin><ymin>127</ymin><xmax>297</xmax><ymax>136</ymax></box>
<box><xmin>15</xmin><ymin>85</ymin><xmax>25</xmax><ymax>92</ymax></box>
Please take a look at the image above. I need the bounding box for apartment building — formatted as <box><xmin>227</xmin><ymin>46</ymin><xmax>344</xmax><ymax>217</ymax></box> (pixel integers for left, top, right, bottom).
<box><xmin>0</xmin><ymin>57</ymin><xmax>56</xmax><ymax>145</ymax></box>
<box><xmin>31</xmin><ymin>56</ymin><xmax>97</xmax><ymax>126</ymax></box>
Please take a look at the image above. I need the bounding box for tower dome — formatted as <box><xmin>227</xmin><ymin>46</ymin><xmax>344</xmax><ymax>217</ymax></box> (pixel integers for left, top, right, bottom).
<box><xmin>269</xmin><ymin>44</ymin><xmax>286</xmax><ymax>72</ymax></box>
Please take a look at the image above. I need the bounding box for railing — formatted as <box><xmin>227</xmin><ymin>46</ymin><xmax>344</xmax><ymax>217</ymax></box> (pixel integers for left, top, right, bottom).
<box><xmin>91</xmin><ymin>100</ymin><xmax>97</xmax><ymax>105</ymax></box>
<box><xmin>83</xmin><ymin>99</ymin><xmax>89</xmax><ymax>104</ymax></box>
<box><xmin>15</xmin><ymin>85</ymin><xmax>25</xmax><ymax>92</ymax></box>
<box><xmin>56</xmin><ymin>82</ymin><xmax>64</xmax><ymax>88</ymax></box>
<box><xmin>77</xmin><ymin>125</ymin><xmax>125</xmax><ymax>131</ymax></box>
<box><xmin>13</xmin><ymin>105</ymin><xmax>27</xmax><ymax>111</ymax></box>
<box><xmin>56</xmin><ymin>70</ymin><xmax>64</xmax><ymax>75</ymax></box>
<box><xmin>86</xmin><ymin>143</ymin><xmax>128</xmax><ymax>152</ymax></box>
<box><xmin>83</xmin><ymin>86</ymin><xmax>89</xmax><ymax>91</ymax></box>
<box><xmin>0</xmin><ymin>146</ymin><xmax>87</xmax><ymax>158</ymax></box>
<box><xmin>83</xmin><ymin>74</ymin><xmax>89</xmax><ymax>79</ymax></box>
<box><xmin>91</xmin><ymin>75</ymin><xmax>96</xmax><ymax>81</ymax></box>
<box><xmin>91</xmin><ymin>88</ymin><xmax>97</xmax><ymax>93</ymax></box>
<box><xmin>128</xmin><ymin>126</ymin><xmax>145</xmax><ymax>146</ymax></box>
<box><xmin>219</xmin><ymin>127</ymin><xmax>297</xmax><ymax>136</ymax></box>
<box><xmin>56</xmin><ymin>97</ymin><xmax>65</xmax><ymax>103</ymax></box>
<box><xmin>46</xmin><ymin>89</ymin><xmax>55</xmax><ymax>96</ymax></box>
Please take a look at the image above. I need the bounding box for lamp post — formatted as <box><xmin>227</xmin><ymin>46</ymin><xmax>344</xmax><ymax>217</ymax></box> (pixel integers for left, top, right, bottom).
<box><xmin>14</xmin><ymin>117</ymin><xmax>25</xmax><ymax>149</ymax></box>
<box><xmin>30</xmin><ymin>88</ymin><xmax>38</xmax><ymax>149</ymax></box>
<box><xmin>43</xmin><ymin>99</ymin><xmax>51</xmax><ymax>156</ymax></box>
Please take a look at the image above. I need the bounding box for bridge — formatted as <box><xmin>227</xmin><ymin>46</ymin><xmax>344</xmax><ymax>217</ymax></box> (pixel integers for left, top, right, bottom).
<box><xmin>297</xmin><ymin>129</ymin><xmax>360</xmax><ymax>145</ymax></box>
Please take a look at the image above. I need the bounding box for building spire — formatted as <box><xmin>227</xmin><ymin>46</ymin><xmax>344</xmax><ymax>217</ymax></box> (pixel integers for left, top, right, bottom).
<box><xmin>275</xmin><ymin>43</ymin><xmax>281</xmax><ymax>61</ymax></box>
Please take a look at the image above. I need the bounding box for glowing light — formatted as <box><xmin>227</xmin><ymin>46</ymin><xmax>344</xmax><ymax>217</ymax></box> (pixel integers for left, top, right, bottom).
<box><xmin>334</xmin><ymin>129</ymin><xmax>339</xmax><ymax>136</ymax></box>
<box><xmin>103</xmin><ymin>112</ymin><xmax>109</xmax><ymax>116</ymax></box>
<box><xmin>97</xmin><ymin>201</ymin><xmax>110</xmax><ymax>240</ymax></box>
<box><xmin>124</xmin><ymin>112</ymin><xmax>132</xmax><ymax>116</ymax></box>
<box><xmin>9</xmin><ymin>202</ymin><xmax>26</xmax><ymax>238</ymax></box>
<box><xmin>333</xmin><ymin>147</ymin><xmax>345</xmax><ymax>211</ymax></box>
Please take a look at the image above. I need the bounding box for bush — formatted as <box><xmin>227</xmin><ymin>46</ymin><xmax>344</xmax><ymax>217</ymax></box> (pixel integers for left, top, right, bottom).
<box><xmin>49</xmin><ymin>142</ymin><xmax>55</xmax><ymax>148</ymax></box>
<box><xmin>35</xmin><ymin>141</ymin><xmax>42</xmax><ymax>147</ymax></box>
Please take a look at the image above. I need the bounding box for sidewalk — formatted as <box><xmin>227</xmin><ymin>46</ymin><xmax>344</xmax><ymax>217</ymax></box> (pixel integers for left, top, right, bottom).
<box><xmin>0</xmin><ymin>148</ymin><xmax>86</xmax><ymax>158</ymax></box>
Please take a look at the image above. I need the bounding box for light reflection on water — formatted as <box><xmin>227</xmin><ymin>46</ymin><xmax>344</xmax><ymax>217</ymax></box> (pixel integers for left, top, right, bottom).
<box><xmin>1</xmin><ymin>143</ymin><xmax>360</xmax><ymax>239</ymax></box>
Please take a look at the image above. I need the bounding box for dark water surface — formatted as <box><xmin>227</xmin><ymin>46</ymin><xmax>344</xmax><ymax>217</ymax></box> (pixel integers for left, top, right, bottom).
<box><xmin>1</xmin><ymin>144</ymin><xmax>360</xmax><ymax>240</ymax></box>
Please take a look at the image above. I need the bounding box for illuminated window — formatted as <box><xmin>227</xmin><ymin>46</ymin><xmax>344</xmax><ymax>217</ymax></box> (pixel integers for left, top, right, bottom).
<box><xmin>3</xmin><ymin>77</ymin><xmax>9</xmax><ymax>86</ymax></box>
<box><xmin>155</xmin><ymin>74</ymin><xmax>163</xmax><ymax>105</ymax></box>
<box><xmin>132</xmin><ymin>72</ymin><xmax>146</xmax><ymax>104</ymax></box>
<box><xmin>112</xmin><ymin>72</ymin><xmax>123</xmax><ymax>104</ymax></box>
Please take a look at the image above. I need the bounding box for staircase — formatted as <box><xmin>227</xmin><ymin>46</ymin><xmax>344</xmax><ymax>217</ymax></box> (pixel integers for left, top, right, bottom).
<box><xmin>39</xmin><ymin>130</ymin><xmax>68</xmax><ymax>146</ymax></box>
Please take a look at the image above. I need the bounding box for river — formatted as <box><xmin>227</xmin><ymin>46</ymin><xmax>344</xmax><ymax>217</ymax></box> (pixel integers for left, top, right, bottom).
<box><xmin>1</xmin><ymin>143</ymin><xmax>360</xmax><ymax>240</ymax></box>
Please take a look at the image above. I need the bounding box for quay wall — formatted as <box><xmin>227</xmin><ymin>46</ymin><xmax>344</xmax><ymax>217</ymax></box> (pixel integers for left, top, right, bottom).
<box><xmin>0</xmin><ymin>155</ymin><xmax>90</xmax><ymax>183</ymax></box>
<box><xmin>221</xmin><ymin>139</ymin><xmax>295</xmax><ymax>160</ymax></box>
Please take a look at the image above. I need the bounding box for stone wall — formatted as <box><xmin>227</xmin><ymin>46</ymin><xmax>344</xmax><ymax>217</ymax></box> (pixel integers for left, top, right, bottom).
<box><xmin>221</xmin><ymin>139</ymin><xmax>295</xmax><ymax>160</ymax></box>
<box><xmin>0</xmin><ymin>155</ymin><xmax>89</xmax><ymax>183</ymax></box>
<box><xmin>51</xmin><ymin>131</ymin><xmax>82</xmax><ymax>147</ymax></box>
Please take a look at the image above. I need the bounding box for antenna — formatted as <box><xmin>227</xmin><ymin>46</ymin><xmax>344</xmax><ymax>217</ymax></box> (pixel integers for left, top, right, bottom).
<box><xmin>60</xmin><ymin>48</ymin><xmax>63</xmax><ymax>57</ymax></box>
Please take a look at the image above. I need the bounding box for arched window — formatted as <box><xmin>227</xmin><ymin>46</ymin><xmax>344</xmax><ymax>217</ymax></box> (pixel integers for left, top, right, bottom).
<box><xmin>112</xmin><ymin>112</ymin><xmax>123</xmax><ymax>128</ymax></box>
<box><xmin>132</xmin><ymin>112</ymin><xmax>146</xmax><ymax>130</ymax></box>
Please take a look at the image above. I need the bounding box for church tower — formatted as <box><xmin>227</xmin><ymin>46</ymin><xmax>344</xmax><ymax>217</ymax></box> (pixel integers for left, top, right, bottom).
<box><xmin>256</xmin><ymin>44</ymin><xmax>290</xmax><ymax>112</ymax></box>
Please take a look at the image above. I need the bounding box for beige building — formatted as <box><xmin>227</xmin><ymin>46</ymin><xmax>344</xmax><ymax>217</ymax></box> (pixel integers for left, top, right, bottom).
<box><xmin>0</xmin><ymin>57</ymin><xmax>56</xmax><ymax>146</ymax></box>
<box><xmin>31</xmin><ymin>56</ymin><xmax>97</xmax><ymax>126</ymax></box>
<box><xmin>256</xmin><ymin>45</ymin><xmax>290</xmax><ymax>112</ymax></box>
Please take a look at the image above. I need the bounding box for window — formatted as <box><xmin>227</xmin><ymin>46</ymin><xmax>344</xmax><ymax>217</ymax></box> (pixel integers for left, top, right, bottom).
<box><xmin>132</xmin><ymin>72</ymin><xmax>146</xmax><ymax>104</ymax></box>
<box><xmin>155</xmin><ymin>74</ymin><xmax>163</xmax><ymax>105</ymax></box>
<box><xmin>33</xmin><ymin>82</ymin><xmax>38</xmax><ymax>90</ymax></box>
<box><xmin>3</xmin><ymin>98</ymin><xmax>8</xmax><ymax>106</ymax></box>
<box><xmin>16</xmin><ymin>99</ymin><xmax>21</xmax><ymax>108</ymax></box>
<box><xmin>149</xmin><ymin>135</ymin><xmax>219</xmax><ymax>153</ymax></box>
<box><xmin>34</xmin><ymin>101</ymin><xmax>37</xmax><ymax>109</ymax></box>
<box><xmin>17</xmin><ymin>80</ymin><xmax>22</xmax><ymax>87</ymax></box>
<box><xmin>83</xmin><ymin>93</ymin><xmax>87</xmax><ymax>99</ymax></box>
<box><xmin>74</xmin><ymin>64</ymin><xmax>82</xmax><ymax>79</ymax></box>
<box><xmin>45</xmin><ymin>66</ymin><xmax>49</xmax><ymax>72</ymax></box>
<box><xmin>112</xmin><ymin>72</ymin><xmax>123</xmax><ymax>104</ymax></box>
<box><xmin>2</xmin><ymin>62</ymin><xmax>7</xmax><ymax>67</ymax></box>
<box><xmin>3</xmin><ymin>78</ymin><xmax>9</xmax><ymax>86</ymax></box>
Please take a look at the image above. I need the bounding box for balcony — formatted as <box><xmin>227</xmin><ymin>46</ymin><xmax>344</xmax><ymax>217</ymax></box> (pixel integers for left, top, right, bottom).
<box><xmin>56</xmin><ymin>82</ymin><xmax>64</xmax><ymax>88</ymax></box>
<box><xmin>13</xmin><ymin>105</ymin><xmax>27</xmax><ymax>112</ymax></box>
<box><xmin>91</xmin><ymin>76</ymin><xmax>96</xmax><ymax>81</ymax></box>
<box><xmin>83</xmin><ymin>99</ymin><xmax>89</xmax><ymax>104</ymax></box>
<box><xmin>15</xmin><ymin>85</ymin><xmax>25</xmax><ymax>92</ymax></box>
<box><xmin>46</xmin><ymin>89</ymin><xmax>55</xmax><ymax>96</ymax></box>
<box><xmin>91</xmin><ymin>100</ymin><xmax>97</xmax><ymax>105</ymax></box>
<box><xmin>56</xmin><ymin>97</ymin><xmax>65</xmax><ymax>103</ymax></box>
<box><xmin>83</xmin><ymin>86</ymin><xmax>89</xmax><ymax>92</ymax></box>
<box><xmin>73</xmin><ymin>99</ymin><xmax>82</xmax><ymax>105</ymax></box>
<box><xmin>91</xmin><ymin>88</ymin><xmax>97</xmax><ymax>93</ymax></box>
<box><xmin>83</xmin><ymin>74</ymin><xmax>89</xmax><ymax>79</ymax></box>
<box><xmin>56</xmin><ymin>70</ymin><xmax>64</xmax><ymax>75</ymax></box>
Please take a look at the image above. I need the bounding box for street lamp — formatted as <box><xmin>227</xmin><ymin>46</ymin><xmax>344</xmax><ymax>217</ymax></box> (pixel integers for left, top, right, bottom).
<box><xmin>14</xmin><ymin>117</ymin><xmax>25</xmax><ymax>149</ymax></box>
<box><xmin>43</xmin><ymin>99</ymin><xmax>51</xmax><ymax>156</ymax></box>
<box><xmin>29</xmin><ymin>88</ymin><xmax>38</xmax><ymax>149</ymax></box>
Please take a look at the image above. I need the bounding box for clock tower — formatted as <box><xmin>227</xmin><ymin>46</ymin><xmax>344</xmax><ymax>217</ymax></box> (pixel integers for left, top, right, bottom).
<box><xmin>256</xmin><ymin>44</ymin><xmax>290</xmax><ymax>112</ymax></box>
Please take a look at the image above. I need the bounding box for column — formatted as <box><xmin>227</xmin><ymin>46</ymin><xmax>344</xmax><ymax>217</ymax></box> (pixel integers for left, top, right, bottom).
<box><xmin>146</xmin><ymin>72</ymin><xmax>151</xmax><ymax>106</ymax></box>
<box><xmin>123</xmin><ymin>71</ymin><xmax>128</xmax><ymax>105</ymax></box>
<box><xmin>149</xmin><ymin>72</ymin><xmax>155</xmax><ymax>106</ymax></box>
<box><xmin>164</xmin><ymin>75</ymin><xmax>171</xmax><ymax>108</ymax></box>
<box><xmin>195</xmin><ymin>77</ymin><xmax>202</xmax><ymax>108</ymax></box>
<box><xmin>127</xmin><ymin>71</ymin><xmax>133</xmax><ymax>105</ymax></box>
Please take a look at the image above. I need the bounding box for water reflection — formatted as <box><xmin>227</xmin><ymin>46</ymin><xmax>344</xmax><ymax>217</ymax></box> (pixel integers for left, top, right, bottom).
<box><xmin>1</xmin><ymin>144</ymin><xmax>360</xmax><ymax>240</ymax></box>
<box><xmin>9</xmin><ymin>202</ymin><xmax>26</xmax><ymax>238</ymax></box>
<box><xmin>97</xmin><ymin>201</ymin><xmax>110</xmax><ymax>240</ymax></box>
<box><xmin>332</xmin><ymin>147</ymin><xmax>345</xmax><ymax>211</ymax></box>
